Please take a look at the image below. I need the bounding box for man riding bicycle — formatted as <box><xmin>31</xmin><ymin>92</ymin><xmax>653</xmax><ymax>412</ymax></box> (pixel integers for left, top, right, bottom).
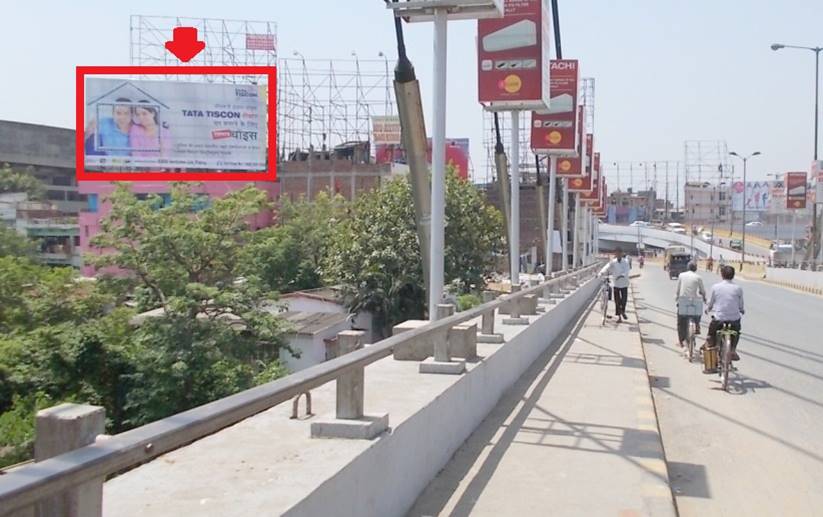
<box><xmin>676</xmin><ymin>261</ymin><xmax>706</xmax><ymax>349</ymax></box>
<box><xmin>705</xmin><ymin>265</ymin><xmax>745</xmax><ymax>361</ymax></box>
<box><xmin>599</xmin><ymin>249</ymin><xmax>630</xmax><ymax>321</ymax></box>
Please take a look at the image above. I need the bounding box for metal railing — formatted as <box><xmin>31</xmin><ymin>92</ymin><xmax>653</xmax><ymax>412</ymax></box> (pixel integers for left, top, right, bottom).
<box><xmin>0</xmin><ymin>263</ymin><xmax>602</xmax><ymax>515</ymax></box>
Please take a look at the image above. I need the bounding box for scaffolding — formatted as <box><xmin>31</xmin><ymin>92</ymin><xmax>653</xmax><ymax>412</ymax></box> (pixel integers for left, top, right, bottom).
<box><xmin>683</xmin><ymin>140</ymin><xmax>734</xmax><ymax>185</ymax></box>
<box><xmin>276</xmin><ymin>56</ymin><xmax>394</xmax><ymax>161</ymax></box>
<box><xmin>130</xmin><ymin>15</ymin><xmax>278</xmax><ymax>83</ymax></box>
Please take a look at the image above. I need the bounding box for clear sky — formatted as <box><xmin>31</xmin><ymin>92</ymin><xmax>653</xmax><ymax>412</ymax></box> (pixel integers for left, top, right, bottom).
<box><xmin>0</xmin><ymin>0</ymin><xmax>821</xmax><ymax>188</ymax></box>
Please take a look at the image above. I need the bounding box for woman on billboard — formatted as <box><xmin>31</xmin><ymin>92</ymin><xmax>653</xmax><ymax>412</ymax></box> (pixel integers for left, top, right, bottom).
<box><xmin>129</xmin><ymin>100</ymin><xmax>172</xmax><ymax>157</ymax></box>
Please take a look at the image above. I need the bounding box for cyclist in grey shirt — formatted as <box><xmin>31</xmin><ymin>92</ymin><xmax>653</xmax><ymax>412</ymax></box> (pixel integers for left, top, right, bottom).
<box><xmin>706</xmin><ymin>265</ymin><xmax>745</xmax><ymax>360</ymax></box>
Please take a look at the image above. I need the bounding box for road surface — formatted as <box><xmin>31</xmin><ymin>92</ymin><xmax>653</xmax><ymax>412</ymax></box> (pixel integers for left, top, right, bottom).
<box><xmin>634</xmin><ymin>265</ymin><xmax>823</xmax><ymax>515</ymax></box>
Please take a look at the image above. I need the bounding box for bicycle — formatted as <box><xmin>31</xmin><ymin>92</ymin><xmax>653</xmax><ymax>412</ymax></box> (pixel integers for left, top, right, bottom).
<box><xmin>600</xmin><ymin>277</ymin><xmax>611</xmax><ymax>326</ymax></box>
<box><xmin>717</xmin><ymin>323</ymin><xmax>738</xmax><ymax>392</ymax></box>
<box><xmin>677</xmin><ymin>297</ymin><xmax>703</xmax><ymax>362</ymax></box>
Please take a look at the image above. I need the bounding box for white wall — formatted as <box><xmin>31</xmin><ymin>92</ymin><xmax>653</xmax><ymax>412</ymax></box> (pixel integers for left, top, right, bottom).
<box><xmin>283</xmin><ymin>276</ymin><xmax>600</xmax><ymax>517</ymax></box>
<box><xmin>765</xmin><ymin>267</ymin><xmax>823</xmax><ymax>292</ymax></box>
<box><xmin>281</xmin><ymin>297</ymin><xmax>374</xmax><ymax>344</ymax></box>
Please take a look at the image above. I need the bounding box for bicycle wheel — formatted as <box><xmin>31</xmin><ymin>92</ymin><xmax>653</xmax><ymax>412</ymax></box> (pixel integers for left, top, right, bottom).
<box><xmin>687</xmin><ymin>329</ymin><xmax>695</xmax><ymax>362</ymax></box>
<box><xmin>721</xmin><ymin>335</ymin><xmax>731</xmax><ymax>391</ymax></box>
<box><xmin>601</xmin><ymin>290</ymin><xmax>608</xmax><ymax>326</ymax></box>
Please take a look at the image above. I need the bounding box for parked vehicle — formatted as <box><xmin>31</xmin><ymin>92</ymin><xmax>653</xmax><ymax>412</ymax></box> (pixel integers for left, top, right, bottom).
<box><xmin>729</xmin><ymin>239</ymin><xmax>743</xmax><ymax>250</ymax></box>
<box><xmin>630</xmin><ymin>220</ymin><xmax>649</xmax><ymax>227</ymax></box>
<box><xmin>701</xmin><ymin>232</ymin><xmax>713</xmax><ymax>243</ymax></box>
<box><xmin>770</xmin><ymin>244</ymin><xmax>794</xmax><ymax>267</ymax></box>
<box><xmin>745</xmin><ymin>221</ymin><xmax>763</xmax><ymax>227</ymax></box>
<box><xmin>672</xmin><ymin>227</ymin><xmax>687</xmax><ymax>235</ymax></box>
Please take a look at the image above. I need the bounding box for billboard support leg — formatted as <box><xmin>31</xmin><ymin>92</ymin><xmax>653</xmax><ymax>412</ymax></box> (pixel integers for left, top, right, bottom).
<box><xmin>510</xmin><ymin>110</ymin><xmax>521</xmax><ymax>285</ymax></box>
<box><xmin>429</xmin><ymin>8</ymin><xmax>447</xmax><ymax>320</ymax></box>
<box><xmin>546</xmin><ymin>155</ymin><xmax>557</xmax><ymax>272</ymax></box>
<box><xmin>561</xmin><ymin>179</ymin><xmax>569</xmax><ymax>271</ymax></box>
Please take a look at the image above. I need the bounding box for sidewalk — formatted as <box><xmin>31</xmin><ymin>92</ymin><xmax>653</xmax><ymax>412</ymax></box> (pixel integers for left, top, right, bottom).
<box><xmin>408</xmin><ymin>288</ymin><xmax>676</xmax><ymax>516</ymax></box>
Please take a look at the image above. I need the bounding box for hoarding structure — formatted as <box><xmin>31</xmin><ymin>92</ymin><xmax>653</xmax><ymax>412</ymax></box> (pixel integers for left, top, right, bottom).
<box><xmin>567</xmin><ymin>134</ymin><xmax>595</xmax><ymax>192</ymax></box>
<box><xmin>786</xmin><ymin>172</ymin><xmax>808</xmax><ymax>209</ymax></box>
<box><xmin>531</xmin><ymin>59</ymin><xmax>579</xmax><ymax>154</ymax></box>
<box><xmin>83</xmin><ymin>76</ymin><xmax>267</xmax><ymax>173</ymax></box>
<box><xmin>478</xmin><ymin>0</ymin><xmax>552</xmax><ymax>111</ymax></box>
<box><xmin>731</xmin><ymin>181</ymin><xmax>773</xmax><ymax>212</ymax></box>
<box><xmin>556</xmin><ymin>107</ymin><xmax>586</xmax><ymax>177</ymax></box>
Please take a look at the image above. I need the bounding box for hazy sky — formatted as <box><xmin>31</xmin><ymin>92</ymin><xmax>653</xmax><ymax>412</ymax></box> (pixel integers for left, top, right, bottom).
<box><xmin>1</xmin><ymin>0</ymin><xmax>821</xmax><ymax>189</ymax></box>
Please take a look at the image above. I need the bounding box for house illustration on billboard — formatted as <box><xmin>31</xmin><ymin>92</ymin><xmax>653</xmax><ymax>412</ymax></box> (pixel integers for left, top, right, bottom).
<box><xmin>86</xmin><ymin>81</ymin><xmax>170</xmax><ymax>154</ymax></box>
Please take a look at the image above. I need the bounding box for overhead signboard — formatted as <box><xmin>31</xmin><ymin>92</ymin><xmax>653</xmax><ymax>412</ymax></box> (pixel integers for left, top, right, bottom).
<box><xmin>568</xmin><ymin>134</ymin><xmax>595</xmax><ymax>192</ymax></box>
<box><xmin>83</xmin><ymin>77</ymin><xmax>267</xmax><ymax>172</ymax></box>
<box><xmin>372</xmin><ymin>115</ymin><xmax>402</xmax><ymax>145</ymax></box>
<box><xmin>555</xmin><ymin>106</ymin><xmax>586</xmax><ymax>177</ymax></box>
<box><xmin>530</xmin><ymin>59</ymin><xmax>578</xmax><ymax>154</ymax></box>
<box><xmin>785</xmin><ymin>171</ymin><xmax>808</xmax><ymax>209</ymax></box>
<box><xmin>477</xmin><ymin>0</ymin><xmax>551</xmax><ymax>111</ymax></box>
<box><xmin>580</xmin><ymin>152</ymin><xmax>601</xmax><ymax>202</ymax></box>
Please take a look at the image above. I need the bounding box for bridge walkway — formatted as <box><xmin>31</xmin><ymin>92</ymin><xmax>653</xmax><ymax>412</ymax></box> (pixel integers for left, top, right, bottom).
<box><xmin>408</xmin><ymin>287</ymin><xmax>676</xmax><ymax>517</ymax></box>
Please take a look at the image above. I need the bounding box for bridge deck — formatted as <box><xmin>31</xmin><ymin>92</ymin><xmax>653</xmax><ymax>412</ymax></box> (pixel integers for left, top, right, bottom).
<box><xmin>409</xmin><ymin>288</ymin><xmax>676</xmax><ymax>516</ymax></box>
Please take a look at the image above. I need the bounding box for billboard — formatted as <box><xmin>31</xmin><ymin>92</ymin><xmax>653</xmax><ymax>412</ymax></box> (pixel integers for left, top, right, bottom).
<box><xmin>245</xmin><ymin>33</ymin><xmax>276</xmax><ymax>51</ymax></box>
<box><xmin>372</xmin><ymin>115</ymin><xmax>402</xmax><ymax>145</ymax></box>
<box><xmin>555</xmin><ymin>106</ymin><xmax>585</xmax><ymax>177</ymax></box>
<box><xmin>477</xmin><ymin>0</ymin><xmax>551</xmax><ymax>111</ymax></box>
<box><xmin>580</xmin><ymin>152</ymin><xmax>601</xmax><ymax>203</ymax></box>
<box><xmin>567</xmin><ymin>134</ymin><xmax>594</xmax><ymax>192</ymax></box>
<box><xmin>731</xmin><ymin>181</ymin><xmax>772</xmax><ymax>212</ymax></box>
<box><xmin>374</xmin><ymin>137</ymin><xmax>470</xmax><ymax>180</ymax></box>
<box><xmin>530</xmin><ymin>59</ymin><xmax>578</xmax><ymax>154</ymax></box>
<box><xmin>83</xmin><ymin>77</ymin><xmax>266</xmax><ymax>172</ymax></box>
<box><xmin>785</xmin><ymin>172</ymin><xmax>808</xmax><ymax>209</ymax></box>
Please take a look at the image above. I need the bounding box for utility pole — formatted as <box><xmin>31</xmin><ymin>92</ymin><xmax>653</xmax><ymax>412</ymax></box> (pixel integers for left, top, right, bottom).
<box><xmin>730</xmin><ymin>151</ymin><xmax>763</xmax><ymax>269</ymax></box>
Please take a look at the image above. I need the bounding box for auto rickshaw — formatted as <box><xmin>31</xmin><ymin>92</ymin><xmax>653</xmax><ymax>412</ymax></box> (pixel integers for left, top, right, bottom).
<box><xmin>666</xmin><ymin>251</ymin><xmax>692</xmax><ymax>280</ymax></box>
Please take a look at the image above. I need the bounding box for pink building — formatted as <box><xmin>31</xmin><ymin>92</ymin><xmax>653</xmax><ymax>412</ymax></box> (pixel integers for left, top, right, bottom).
<box><xmin>78</xmin><ymin>181</ymin><xmax>279</xmax><ymax>276</ymax></box>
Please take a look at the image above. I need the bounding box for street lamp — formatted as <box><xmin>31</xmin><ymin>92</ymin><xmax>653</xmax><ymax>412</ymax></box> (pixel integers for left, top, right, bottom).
<box><xmin>729</xmin><ymin>151</ymin><xmax>762</xmax><ymax>269</ymax></box>
<box><xmin>771</xmin><ymin>42</ymin><xmax>822</xmax><ymax>266</ymax></box>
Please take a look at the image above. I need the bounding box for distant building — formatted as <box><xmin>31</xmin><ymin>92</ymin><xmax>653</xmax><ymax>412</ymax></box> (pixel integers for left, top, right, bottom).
<box><xmin>684</xmin><ymin>182</ymin><xmax>731</xmax><ymax>224</ymax></box>
<box><xmin>607</xmin><ymin>189</ymin><xmax>658</xmax><ymax>224</ymax></box>
<box><xmin>277</xmin><ymin>311</ymin><xmax>352</xmax><ymax>372</ymax></box>
<box><xmin>278</xmin><ymin>286</ymin><xmax>374</xmax><ymax>344</ymax></box>
<box><xmin>0</xmin><ymin>192</ymin><xmax>81</xmax><ymax>267</ymax></box>
<box><xmin>0</xmin><ymin>120</ymin><xmax>85</xmax><ymax>214</ymax></box>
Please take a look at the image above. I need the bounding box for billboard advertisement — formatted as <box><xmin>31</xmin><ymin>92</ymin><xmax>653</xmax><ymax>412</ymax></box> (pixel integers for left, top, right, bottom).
<box><xmin>372</xmin><ymin>115</ymin><xmax>402</xmax><ymax>145</ymax></box>
<box><xmin>785</xmin><ymin>172</ymin><xmax>808</xmax><ymax>209</ymax></box>
<box><xmin>555</xmin><ymin>106</ymin><xmax>585</xmax><ymax>177</ymax></box>
<box><xmin>478</xmin><ymin>0</ymin><xmax>551</xmax><ymax>111</ymax></box>
<box><xmin>580</xmin><ymin>152</ymin><xmax>601</xmax><ymax>203</ymax></box>
<box><xmin>731</xmin><ymin>181</ymin><xmax>772</xmax><ymax>212</ymax></box>
<box><xmin>83</xmin><ymin>77</ymin><xmax>266</xmax><ymax>172</ymax></box>
<box><xmin>567</xmin><ymin>134</ymin><xmax>594</xmax><ymax>192</ymax></box>
<box><xmin>374</xmin><ymin>137</ymin><xmax>470</xmax><ymax>180</ymax></box>
<box><xmin>245</xmin><ymin>33</ymin><xmax>276</xmax><ymax>51</ymax></box>
<box><xmin>530</xmin><ymin>59</ymin><xmax>578</xmax><ymax>154</ymax></box>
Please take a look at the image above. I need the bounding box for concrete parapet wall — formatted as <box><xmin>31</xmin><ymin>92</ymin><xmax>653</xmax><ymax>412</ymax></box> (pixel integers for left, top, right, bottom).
<box><xmin>285</xmin><ymin>277</ymin><xmax>599</xmax><ymax>517</ymax></box>
<box><xmin>765</xmin><ymin>267</ymin><xmax>823</xmax><ymax>296</ymax></box>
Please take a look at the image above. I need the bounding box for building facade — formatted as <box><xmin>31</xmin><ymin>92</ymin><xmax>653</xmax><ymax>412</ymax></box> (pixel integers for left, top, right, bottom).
<box><xmin>684</xmin><ymin>182</ymin><xmax>731</xmax><ymax>224</ymax></box>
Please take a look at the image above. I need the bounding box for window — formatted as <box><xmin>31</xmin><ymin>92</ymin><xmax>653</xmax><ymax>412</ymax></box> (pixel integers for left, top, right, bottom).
<box><xmin>67</xmin><ymin>191</ymin><xmax>87</xmax><ymax>202</ymax></box>
<box><xmin>73</xmin><ymin>236</ymin><xmax>80</xmax><ymax>246</ymax></box>
<box><xmin>47</xmin><ymin>190</ymin><xmax>66</xmax><ymax>201</ymax></box>
<box><xmin>52</xmin><ymin>176</ymin><xmax>72</xmax><ymax>186</ymax></box>
<box><xmin>87</xmin><ymin>194</ymin><xmax>98</xmax><ymax>212</ymax></box>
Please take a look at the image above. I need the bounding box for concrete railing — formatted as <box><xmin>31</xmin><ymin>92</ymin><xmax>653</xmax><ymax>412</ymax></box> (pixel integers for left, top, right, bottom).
<box><xmin>0</xmin><ymin>263</ymin><xmax>603</xmax><ymax>517</ymax></box>
<box><xmin>598</xmin><ymin>223</ymin><xmax>747</xmax><ymax>262</ymax></box>
<box><xmin>764</xmin><ymin>267</ymin><xmax>823</xmax><ymax>295</ymax></box>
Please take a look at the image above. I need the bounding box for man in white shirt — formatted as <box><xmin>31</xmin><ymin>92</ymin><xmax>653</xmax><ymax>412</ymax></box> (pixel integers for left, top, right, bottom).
<box><xmin>599</xmin><ymin>249</ymin><xmax>631</xmax><ymax>320</ymax></box>
<box><xmin>675</xmin><ymin>262</ymin><xmax>706</xmax><ymax>348</ymax></box>
<box><xmin>706</xmin><ymin>265</ymin><xmax>745</xmax><ymax>360</ymax></box>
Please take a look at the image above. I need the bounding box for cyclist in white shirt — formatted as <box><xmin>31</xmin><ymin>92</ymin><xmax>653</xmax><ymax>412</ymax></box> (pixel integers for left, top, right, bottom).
<box><xmin>599</xmin><ymin>249</ymin><xmax>631</xmax><ymax>320</ymax></box>
<box><xmin>675</xmin><ymin>261</ymin><xmax>706</xmax><ymax>348</ymax></box>
<box><xmin>706</xmin><ymin>265</ymin><xmax>745</xmax><ymax>360</ymax></box>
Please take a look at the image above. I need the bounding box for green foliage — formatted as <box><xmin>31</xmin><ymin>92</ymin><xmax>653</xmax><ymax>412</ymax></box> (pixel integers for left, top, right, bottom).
<box><xmin>0</xmin><ymin>163</ymin><xmax>44</xmax><ymax>199</ymax></box>
<box><xmin>326</xmin><ymin>169</ymin><xmax>504</xmax><ymax>337</ymax></box>
<box><xmin>0</xmin><ymin>393</ymin><xmax>52</xmax><ymax>468</ymax></box>
<box><xmin>241</xmin><ymin>190</ymin><xmax>348</xmax><ymax>293</ymax></box>
<box><xmin>0</xmin><ymin>225</ymin><xmax>36</xmax><ymax>260</ymax></box>
<box><xmin>456</xmin><ymin>293</ymin><xmax>482</xmax><ymax>312</ymax></box>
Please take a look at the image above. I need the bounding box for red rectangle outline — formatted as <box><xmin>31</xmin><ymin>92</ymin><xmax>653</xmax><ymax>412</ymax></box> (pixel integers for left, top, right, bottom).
<box><xmin>76</xmin><ymin>66</ymin><xmax>276</xmax><ymax>181</ymax></box>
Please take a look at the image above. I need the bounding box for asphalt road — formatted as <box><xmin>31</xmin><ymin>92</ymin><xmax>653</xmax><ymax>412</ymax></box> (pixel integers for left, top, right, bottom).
<box><xmin>634</xmin><ymin>265</ymin><xmax>823</xmax><ymax>516</ymax></box>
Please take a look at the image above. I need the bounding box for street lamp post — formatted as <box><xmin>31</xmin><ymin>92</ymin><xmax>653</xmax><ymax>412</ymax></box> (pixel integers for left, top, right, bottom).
<box><xmin>730</xmin><ymin>151</ymin><xmax>762</xmax><ymax>269</ymax></box>
<box><xmin>772</xmin><ymin>43</ymin><xmax>822</xmax><ymax>266</ymax></box>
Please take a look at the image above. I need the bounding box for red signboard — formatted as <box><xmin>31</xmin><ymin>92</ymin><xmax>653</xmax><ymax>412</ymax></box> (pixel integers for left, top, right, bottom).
<box><xmin>246</xmin><ymin>34</ymin><xmax>276</xmax><ymax>51</ymax></box>
<box><xmin>478</xmin><ymin>0</ymin><xmax>551</xmax><ymax>111</ymax></box>
<box><xmin>785</xmin><ymin>171</ymin><xmax>807</xmax><ymax>209</ymax></box>
<box><xmin>531</xmin><ymin>59</ymin><xmax>578</xmax><ymax>153</ymax></box>
<box><xmin>580</xmin><ymin>152</ymin><xmax>601</xmax><ymax>202</ymax></box>
<box><xmin>555</xmin><ymin>106</ymin><xmax>586</xmax><ymax>177</ymax></box>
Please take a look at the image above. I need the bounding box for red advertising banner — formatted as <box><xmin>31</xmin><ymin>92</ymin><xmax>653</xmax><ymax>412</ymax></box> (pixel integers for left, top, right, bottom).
<box><xmin>531</xmin><ymin>59</ymin><xmax>578</xmax><ymax>153</ymax></box>
<box><xmin>478</xmin><ymin>0</ymin><xmax>551</xmax><ymax>111</ymax></box>
<box><xmin>785</xmin><ymin>171</ymin><xmax>807</xmax><ymax>209</ymax></box>
<box><xmin>580</xmin><ymin>152</ymin><xmax>601</xmax><ymax>202</ymax></box>
<box><xmin>556</xmin><ymin>106</ymin><xmax>585</xmax><ymax>177</ymax></box>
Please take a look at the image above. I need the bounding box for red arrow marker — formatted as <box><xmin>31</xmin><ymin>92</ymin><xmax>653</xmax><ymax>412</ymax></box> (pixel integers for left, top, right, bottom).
<box><xmin>165</xmin><ymin>27</ymin><xmax>206</xmax><ymax>63</ymax></box>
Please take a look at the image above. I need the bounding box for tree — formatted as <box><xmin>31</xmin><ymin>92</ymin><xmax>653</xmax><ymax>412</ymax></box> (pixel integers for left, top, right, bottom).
<box><xmin>326</xmin><ymin>169</ymin><xmax>504</xmax><ymax>337</ymax></box>
<box><xmin>240</xmin><ymin>190</ymin><xmax>349</xmax><ymax>293</ymax></box>
<box><xmin>0</xmin><ymin>225</ymin><xmax>36</xmax><ymax>260</ymax></box>
<box><xmin>87</xmin><ymin>183</ymin><xmax>291</xmax><ymax>425</ymax></box>
<box><xmin>0</xmin><ymin>163</ymin><xmax>44</xmax><ymax>199</ymax></box>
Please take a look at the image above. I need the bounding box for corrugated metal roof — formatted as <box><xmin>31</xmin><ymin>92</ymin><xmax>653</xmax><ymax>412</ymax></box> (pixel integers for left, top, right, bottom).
<box><xmin>280</xmin><ymin>311</ymin><xmax>348</xmax><ymax>336</ymax></box>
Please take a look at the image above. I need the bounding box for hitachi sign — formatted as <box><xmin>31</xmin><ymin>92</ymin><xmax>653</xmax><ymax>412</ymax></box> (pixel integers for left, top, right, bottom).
<box><xmin>550</xmin><ymin>61</ymin><xmax>577</xmax><ymax>71</ymax></box>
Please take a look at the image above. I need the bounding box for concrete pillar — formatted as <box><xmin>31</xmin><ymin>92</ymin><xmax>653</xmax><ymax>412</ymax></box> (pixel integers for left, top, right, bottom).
<box><xmin>509</xmin><ymin>284</ymin><xmax>521</xmax><ymax>318</ymax></box>
<box><xmin>481</xmin><ymin>291</ymin><xmax>496</xmax><ymax>335</ymax></box>
<box><xmin>336</xmin><ymin>330</ymin><xmax>365</xmax><ymax>420</ymax></box>
<box><xmin>434</xmin><ymin>304</ymin><xmax>454</xmax><ymax>362</ymax></box>
<box><xmin>35</xmin><ymin>403</ymin><xmax>106</xmax><ymax>517</ymax></box>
